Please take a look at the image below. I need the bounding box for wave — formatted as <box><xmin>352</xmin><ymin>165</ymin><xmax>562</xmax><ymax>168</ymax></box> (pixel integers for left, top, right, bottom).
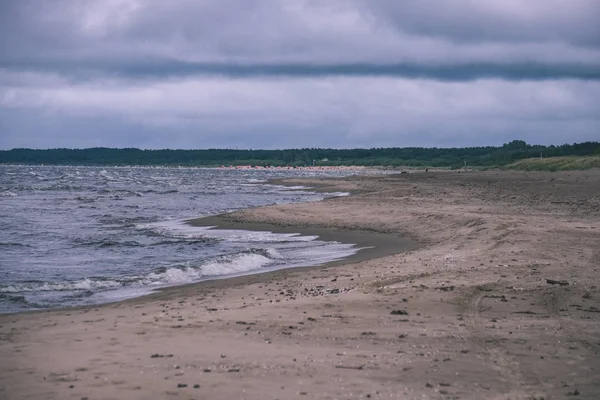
<box><xmin>0</xmin><ymin>242</ymin><xmax>31</xmax><ymax>247</ymax></box>
<box><xmin>73</xmin><ymin>237</ymin><xmax>214</xmax><ymax>248</ymax></box>
<box><xmin>96</xmin><ymin>215</ymin><xmax>160</xmax><ymax>226</ymax></box>
<box><xmin>138</xmin><ymin>189</ymin><xmax>179</xmax><ymax>195</ymax></box>
<box><xmin>145</xmin><ymin>220</ymin><xmax>320</xmax><ymax>244</ymax></box>
<box><xmin>0</xmin><ymin>293</ymin><xmax>45</xmax><ymax>309</ymax></box>
<box><xmin>98</xmin><ymin>189</ymin><xmax>143</xmax><ymax>197</ymax></box>
<box><xmin>143</xmin><ymin>248</ymin><xmax>283</xmax><ymax>283</ymax></box>
<box><xmin>144</xmin><ymin>252</ymin><xmax>273</xmax><ymax>284</ymax></box>
<box><xmin>0</xmin><ymin>249</ymin><xmax>282</xmax><ymax>295</ymax></box>
<box><xmin>73</xmin><ymin>238</ymin><xmax>144</xmax><ymax>248</ymax></box>
<box><xmin>0</xmin><ymin>277</ymin><xmax>124</xmax><ymax>293</ymax></box>
<box><xmin>136</xmin><ymin>224</ymin><xmax>222</xmax><ymax>244</ymax></box>
<box><xmin>150</xmin><ymin>238</ymin><xmax>215</xmax><ymax>247</ymax></box>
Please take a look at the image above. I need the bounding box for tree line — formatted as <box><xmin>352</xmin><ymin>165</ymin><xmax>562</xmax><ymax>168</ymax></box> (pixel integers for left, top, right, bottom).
<box><xmin>1</xmin><ymin>140</ymin><xmax>598</xmax><ymax>168</ymax></box>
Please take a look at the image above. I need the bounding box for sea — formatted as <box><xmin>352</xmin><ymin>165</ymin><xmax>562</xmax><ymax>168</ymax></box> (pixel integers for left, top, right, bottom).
<box><xmin>0</xmin><ymin>165</ymin><xmax>370</xmax><ymax>313</ymax></box>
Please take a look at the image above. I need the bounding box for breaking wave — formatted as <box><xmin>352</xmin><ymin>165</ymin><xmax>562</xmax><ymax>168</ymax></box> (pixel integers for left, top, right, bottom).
<box><xmin>0</xmin><ymin>293</ymin><xmax>45</xmax><ymax>309</ymax></box>
<box><xmin>0</xmin><ymin>248</ymin><xmax>284</xmax><ymax>297</ymax></box>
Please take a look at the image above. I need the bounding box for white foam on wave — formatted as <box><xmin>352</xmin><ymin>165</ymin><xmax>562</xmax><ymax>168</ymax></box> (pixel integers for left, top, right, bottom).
<box><xmin>274</xmin><ymin>185</ymin><xmax>309</xmax><ymax>190</ymax></box>
<box><xmin>199</xmin><ymin>253</ymin><xmax>272</xmax><ymax>277</ymax></box>
<box><xmin>141</xmin><ymin>219</ymin><xmax>319</xmax><ymax>243</ymax></box>
<box><xmin>0</xmin><ymin>278</ymin><xmax>123</xmax><ymax>293</ymax></box>
<box><xmin>265</xmin><ymin>248</ymin><xmax>284</xmax><ymax>259</ymax></box>
<box><xmin>137</xmin><ymin>220</ymin><xmax>213</xmax><ymax>240</ymax></box>
<box><xmin>200</xmin><ymin>228</ymin><xmax>318</xmax><ymax>243</ymax></box>
<box><xmin>283</xmin><ymin>242</ymin><xmax>358</xmax><ymax>264</ymax></box>
<box><xmin>144</xmin><ymin>266</ymin><xmax>201</xmax><ymax>285</ymax></box>
<box><xmin>1</xmin><ymin>252</ymin><xmax>275</xmax><ymax>294</ymax></box>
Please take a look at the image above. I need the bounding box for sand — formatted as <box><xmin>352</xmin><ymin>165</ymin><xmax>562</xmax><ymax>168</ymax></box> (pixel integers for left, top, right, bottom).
<box><xmin>1</xmin><ymin>170</ymin><xmax>599</xmax><ymax>400</ymax></box>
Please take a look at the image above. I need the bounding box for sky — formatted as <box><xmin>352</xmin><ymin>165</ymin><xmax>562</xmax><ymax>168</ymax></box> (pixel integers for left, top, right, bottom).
<box><xmin>0</xmin><ymin>0</ymin><xmax>599</xmax><ymax>149</ymax></box>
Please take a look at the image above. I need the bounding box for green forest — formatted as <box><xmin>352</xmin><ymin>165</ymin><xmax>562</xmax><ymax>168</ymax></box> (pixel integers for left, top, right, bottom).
<box><xmin>1</xmin><ymin>140</ymin><xmax>599</xmax><ymax>168</ymax></box>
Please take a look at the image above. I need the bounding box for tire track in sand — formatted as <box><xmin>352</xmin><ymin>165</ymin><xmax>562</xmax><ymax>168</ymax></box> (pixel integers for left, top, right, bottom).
<box><xmin>461</xmin><ymin>285</ymin><xmax>545</xmax><ymax>399</ymax></box>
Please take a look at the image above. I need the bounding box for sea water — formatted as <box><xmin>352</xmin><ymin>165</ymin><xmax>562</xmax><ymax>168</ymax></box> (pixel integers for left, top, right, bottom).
<box><xmin>0</xmin><ymin>165</ymin><xmax>367</xmax><ymax>313</ymax></box>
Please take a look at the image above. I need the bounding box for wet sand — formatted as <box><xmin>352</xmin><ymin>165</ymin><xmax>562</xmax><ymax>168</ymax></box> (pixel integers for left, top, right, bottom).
<box><xmin>188</xmin><ymin>214</ymin><xmax>421</xmax><ymax>268</ymax></box>
<box><xmin>1</xmin><ymin>170</ymin><xmax>599</xmax><ymax>400</ymax></box>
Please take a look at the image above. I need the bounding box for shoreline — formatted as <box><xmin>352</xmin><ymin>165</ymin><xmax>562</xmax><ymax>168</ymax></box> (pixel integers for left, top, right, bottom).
<box><xmin>137</xmin><ymin>174</ymin><xmax>422</xmax><ymax>307</ymax></box>
<box><xmin>187</xmin><ymin>214</ymin><xmax>421</xmax><ymax>268</ymax></box>
<box><xmin>135</xmin><ymin>218</ymin><xmax>421</xmax><ymax>308</ymax></box>
<box><xmin>2</xmin><ymin>170</ymin><xmax>599</xmax><ymax>400</ymax></box>
<box><xmin>0</xmin><ymin>174</ymin><xmax>420</xmax><ymax>316</ymax></box>
<box><xmin>99</xmin><ymin>215</ymin><xmax>422</xmax><ymax>312</ymax></box>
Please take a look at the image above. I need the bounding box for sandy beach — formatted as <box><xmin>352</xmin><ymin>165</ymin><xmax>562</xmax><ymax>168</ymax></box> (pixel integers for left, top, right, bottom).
<box><xmin>1</xmin><ymin>170</ymin><xmax>599</xmax><ymax>400</ymax></box>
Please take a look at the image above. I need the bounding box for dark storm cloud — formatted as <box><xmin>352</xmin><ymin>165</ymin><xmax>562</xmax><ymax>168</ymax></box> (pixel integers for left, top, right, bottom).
<box><xmin>1</xmin><ymin>0</ymin><xmax>599</xmax><ymax>80</ymax></box>
<box><xmin>2</xmin><ymin>59</ymin><xmax>600</xmax><ymax>82</ymax></box>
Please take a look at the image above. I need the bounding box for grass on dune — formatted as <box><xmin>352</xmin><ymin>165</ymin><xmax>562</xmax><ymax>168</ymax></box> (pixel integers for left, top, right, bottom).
<box><xmin>506</xmin><ymin>156</ymin><xmax>600</xmax><ymax>171</ymax></box>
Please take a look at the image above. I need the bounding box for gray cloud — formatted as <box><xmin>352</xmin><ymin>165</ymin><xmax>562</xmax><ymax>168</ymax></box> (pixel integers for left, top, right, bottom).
<box><xmin>363</xmin><ymin>0</ymin><xmax>600</xmax><ymax>48</ymax></box>
<box><xmin>2</xmin><ymin>0</ymin><xmax>599</xmax><ymax>79</ymax></box>
<box><xmin>2</xmin><ymin>72</ymin><xmax>598</xmax><ymax>149</ymax></box>
<box><xmin>0</xmin><ymin>0</ymin><xmax>599</xmax><ymax>149</ymax></box>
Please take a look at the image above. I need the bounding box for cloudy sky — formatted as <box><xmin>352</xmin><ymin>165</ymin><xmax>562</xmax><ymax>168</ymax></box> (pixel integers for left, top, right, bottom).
<box><xmin>1</xmin><ymin>0</ymin><xmax>599</xmax><ymax>149</ymax></box>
